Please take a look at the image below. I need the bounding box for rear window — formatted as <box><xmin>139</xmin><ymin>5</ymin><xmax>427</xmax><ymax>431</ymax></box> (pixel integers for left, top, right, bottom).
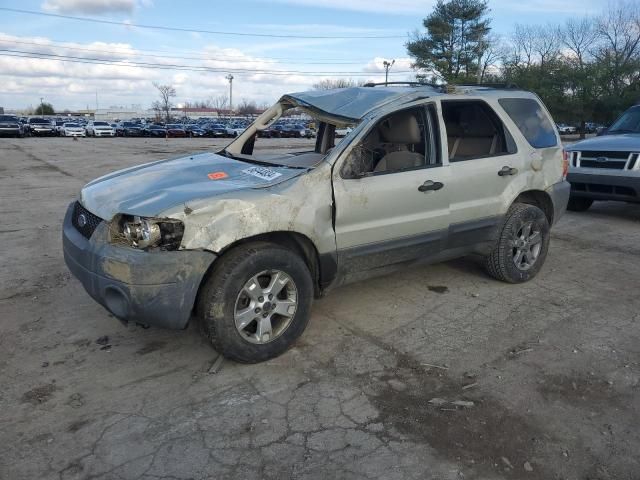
<box><xmin>498</xmin><ymin>98</ymin><xmax>557</xmax><ymax>148</ymax></box>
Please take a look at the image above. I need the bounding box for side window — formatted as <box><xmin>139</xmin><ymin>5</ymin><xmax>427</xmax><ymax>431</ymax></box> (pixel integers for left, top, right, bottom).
<box><xmin>498</xmin><ymin>98</ymin><xmax>557</xmax><ymax>148</ymax></box>
<box><xmin>442</xmin><ymin>100</ymin><xmax>516</xmax><ymax>162</ymax></box>
<box><xmin>341</xmin><ymin>106</ymin><xmax>439</xmax><ymax>178</ymax></box>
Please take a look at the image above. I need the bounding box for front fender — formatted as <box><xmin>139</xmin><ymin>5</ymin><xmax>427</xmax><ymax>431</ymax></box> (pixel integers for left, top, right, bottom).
<box><xmin>164</xmin><ymin>165</ymin><xmax>337</xmax><ymax>258</ymax></box>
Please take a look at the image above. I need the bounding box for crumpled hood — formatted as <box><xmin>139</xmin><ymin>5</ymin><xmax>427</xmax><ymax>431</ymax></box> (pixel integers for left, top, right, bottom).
<box><xmin>80</xmin><ymin>151</ymin><xmax>304</xmax><ymax>220</ymax></box>
<box><xmin>565</xmin><ymin>133</ymin><xmax>640</xmax><ymax>152</ymax></box>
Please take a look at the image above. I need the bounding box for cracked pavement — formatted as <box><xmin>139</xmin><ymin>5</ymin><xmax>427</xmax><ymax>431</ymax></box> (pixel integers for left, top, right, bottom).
<box><xmin>1</xmin><ymin>137</ymin><xmax>639</xmax><ymax>479</ymax></box>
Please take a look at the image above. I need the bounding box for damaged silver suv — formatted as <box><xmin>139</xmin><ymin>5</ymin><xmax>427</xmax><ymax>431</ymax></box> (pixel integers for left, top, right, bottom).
<box><xmin>63</xmin><ymin>83</ymin><xmax>570</xmax><ymax>363</ymax></box>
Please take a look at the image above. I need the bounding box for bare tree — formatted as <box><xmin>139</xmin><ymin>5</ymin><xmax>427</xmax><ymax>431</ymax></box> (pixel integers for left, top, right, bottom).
<box><xmin>477</xmin><ymin>34</ymin><xmax>505</xmax><ymax>82</ymax></box>
<box><xmin>208</xmin><ymin>94</ymin><xmax>229</xmax><ymax>111</ymax></box>
<box><xmin>593</xmin><ymin>1</ymin><xmax>640</xmax><ymax>96</ymax></box>
<box><xmin>312</xmin><ymin>78</ymin><xmax>366</xmax><ymax>90</ymax></box>
<box><xmin>511</xmin><ymin>24</ymin><xmax>536</xmax><ymax>68</ymax></box>
<box><xmin>533</xmin><ymin>24</ymin><xmax>562</xmax><ymax>68</ymax></box>
<box><xmin>152</xmin><ymin>82</ymin><xmax>176</xmax><ymax>122</ymax></box>
<box><xmin>562</xmin><ymin>17</ymin><xmax>598</xmax><ymax>64</ymax></box>
<box><xmin>561</xmin><ymin>17</ymin><xmax>600</xmax><ymax>137</ymax></box>
<box><xmin>237</xmin><ymin>98</ymin><xmax>259</xmax><ymax>115</ymax></box>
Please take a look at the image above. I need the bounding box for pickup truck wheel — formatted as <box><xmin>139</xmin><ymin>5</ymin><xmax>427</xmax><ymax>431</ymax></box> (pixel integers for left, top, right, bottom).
<box><xmin>485</xmin><ymin>203</ymin><xmax>550</xmax><ymax>283</ymax></box>
<box><xmin>198</xmin><ymin>242</ymin><xmax>313</xmax><ymax>363</ymax></box>
<box><xmin>567</xmin><ymin>196</ymin><xmax>593</xmax><ymax>212</ymax></box>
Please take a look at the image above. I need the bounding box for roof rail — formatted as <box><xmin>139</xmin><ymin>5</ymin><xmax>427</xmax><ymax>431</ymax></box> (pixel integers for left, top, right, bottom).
<box><xmin>363</xmin><ymin>81</ymin><xmax>444</xmax><ymax>89</ymax></box>
<box><xmin>453</xmin><ymin>82</ymin><xmax>520</xmax><ymax>90</ymax></box>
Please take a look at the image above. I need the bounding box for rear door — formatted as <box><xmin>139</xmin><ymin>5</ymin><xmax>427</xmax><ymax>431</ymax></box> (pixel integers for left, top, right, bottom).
<box><xmin>440</xmin><ymin>99</ymin><xmax>525</xmax><ymax>248</ymax></box>
<box><xmin>332</xmin><ymin>104</ymin><xmax>451</xmax><ymax>276</ymax></box>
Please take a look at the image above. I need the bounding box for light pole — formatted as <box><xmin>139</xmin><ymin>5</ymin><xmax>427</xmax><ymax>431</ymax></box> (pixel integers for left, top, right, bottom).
<box><xmin>40</xmin><ymin>97</ymin><xmax>44</xmax><ymax>118</ymax></box>
<box><xmin>225</xmin><ymin>74</ymin><xmax>234</xmax><ymax>113</ymax></box>
<box><xmin>383</xmin><ymin>60</ymin><xmax>395</xmax><ymax>86</ymax></box>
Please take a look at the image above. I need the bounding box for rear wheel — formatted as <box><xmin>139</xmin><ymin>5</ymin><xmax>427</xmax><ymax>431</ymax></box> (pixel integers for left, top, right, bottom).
<box><xmin>198</xmin><ymin>242</ymin><xmax>313</xmax><ymax>363</ymax></box>
<box><xmin>485</xmin><ymin>203</ymin><xmax>550</xmax><ymax>283</ymax></box>
<box><xmin>567</xmin><ymin>196</ymin><xmax>593</xmax><ymax>212</ymax></box>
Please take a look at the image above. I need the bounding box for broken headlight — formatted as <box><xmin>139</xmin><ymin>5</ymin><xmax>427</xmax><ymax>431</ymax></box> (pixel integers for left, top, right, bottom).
<box><xmin>113</xmin><ymin>215</ymin><xmax>184</xmax><ymax>250</ymax></box>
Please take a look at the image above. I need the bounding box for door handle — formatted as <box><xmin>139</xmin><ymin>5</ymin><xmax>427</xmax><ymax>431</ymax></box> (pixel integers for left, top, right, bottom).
<box><xmin>498</xmin><ymin>166</ymin><xmax>518</xmax><ymax>176</ymax></box>
<box><xmin>418</xmin><ymin>180</ymin><xmax>444</xmax><ymax>192</ymax></box>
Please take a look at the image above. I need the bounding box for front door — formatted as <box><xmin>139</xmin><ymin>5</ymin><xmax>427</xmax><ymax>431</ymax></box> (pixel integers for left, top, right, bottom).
<box><xmin>332</xmin><ymin>105</ymin><xmax>451</xmax><ymax>275</ymax></box>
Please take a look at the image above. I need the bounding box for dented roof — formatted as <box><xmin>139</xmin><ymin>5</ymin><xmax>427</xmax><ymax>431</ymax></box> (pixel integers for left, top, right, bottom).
<box><xmin>282</xmin><ymin>86</ymin><xmax>439</xmax><ymax>123</ymax></box>
<box><xmin>283</xmin><ymin>85</ymin><xmax>536</xmax><ymax>124</ymax></box>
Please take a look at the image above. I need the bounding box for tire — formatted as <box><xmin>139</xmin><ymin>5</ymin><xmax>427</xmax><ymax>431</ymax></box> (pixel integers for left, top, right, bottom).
<box><xmin>484</xmin><ymin>203</ymin><xmax>550</xmax><ymax>284</ymax></box>
<box><xmin>198</xmin><ymin>242</ymin><xmax>313</xmax><ymax>363</ymax></box>
<box><xmin>567</xmin><ymin>196</ymin><xmax>593</xmax><ymax>212</ymax></box>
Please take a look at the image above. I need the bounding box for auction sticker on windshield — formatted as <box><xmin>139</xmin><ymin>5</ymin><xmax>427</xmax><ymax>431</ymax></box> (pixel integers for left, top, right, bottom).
<box><xmin>242</xmin><ymin>166</ymin><xmax>282</xmax><ymax>181</ymax></box>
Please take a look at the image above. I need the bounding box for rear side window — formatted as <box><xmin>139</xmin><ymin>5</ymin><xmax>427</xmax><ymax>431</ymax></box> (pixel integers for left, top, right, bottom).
<box><xmin>441</xmin><ymin>100</ymin><xmax>516</xmax><ymax>162</ymax></box>
<box><xmin>499</xmin><ymin>98</ymin><xmax>557</xmax><ymax>148</ymax></box>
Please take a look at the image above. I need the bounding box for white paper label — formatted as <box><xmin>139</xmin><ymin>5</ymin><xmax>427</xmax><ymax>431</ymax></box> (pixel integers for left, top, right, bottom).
<box><xmin>242</xmin><ymin>166</ymin><xmax>282</xmax><ymax>181</ymax></box>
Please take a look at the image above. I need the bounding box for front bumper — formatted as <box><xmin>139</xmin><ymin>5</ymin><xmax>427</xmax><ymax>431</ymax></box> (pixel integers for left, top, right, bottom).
<box><xmin>0</xmin><ymin>126</ymin><xmax>22</xmax><ymax>135</ymax></box>
<box><xmin>31</xmin><ymin>128</ymin><xmax>56</xmax><ymax>135</ymax></box>
<box><xmin>94</xmin><ymin>130</ymin><xmax>115</xmax><ymax>137</ymax></box>
<box><xmin>567</xmin><ymin>170</ymin><xmax>640</xmax><ymax>203</ymax></box>
<box><xmin>62</xmin><ymin>202</ymin><xmax>217</xmax><ymax>329</ymax></box>
<box><xmin>546</xmin><ymin>180</ymin><xmax>570</xmax><ymax>225</ymax></box>
<box><xmin>65</xmin><ymin>131</ymin><xmax>86</xmax><ymax>137</ymax></box>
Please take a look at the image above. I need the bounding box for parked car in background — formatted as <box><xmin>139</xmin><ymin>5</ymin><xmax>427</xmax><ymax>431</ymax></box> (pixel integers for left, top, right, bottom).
<box><xmin>184</xmin><ymin>124</ymin><xmax>207</xmax><ymax>137</ymax></box>
<box><xmin>144</xmin><ymin>124</ymin><xmax>167</xmax><ymax>137</ymax></box>
<box><xmin>225</xmin><ymin>123</ymin><xmax>246</xmax><ymax>137</ymax></box>
<box><xmin>556</xmin><ymin>123</ymin><xmax>577</xmax><ymax>135</ymax></box>
<box><xmin>53</xmin><ymin>120</ymin><xmax>66</xmax><ymax>135</ymax></box>
<box><xmin>335</xmin><ymin>126</ymin><xmax>353</xmax><ymax>138</ymax></box>
<box><xmin>61</xmin><ymin>122</ymin><xmax>86</xmax><ymax>137</ymax></box>
<box><xmin>583</xmin><ymin>122</ymin><xmax>598</xmax><ymax>134</ymax></box>
<box><xmin>204</xmin><ymin>123</ymin><xmax>228</xmax><ymax>137</ymax></box>
<box><xmin>257</xmin><ymin>125</ymin><xmax>276</xmax><ymax>138</ymax></box>
<box><xmin>262</xmin><ymin>124</ymin><xmax>286</xmax><ymax>138</ymax></box>
<box><xmin>86</xmin><ymin>121</ymin><xmax>115</xmax><ymax>137</ymax></box>
<box><xmin>282</xmin><ymin>124</ymin><xmax>307</xmax><ymax>138</ymax></box>
<box><xmin>0</xmin><ymin>115</ymin><xmax>25</xmax><ymax>137</ymax></box>
<box><xmin>116</xmin><ymin>122</ymin><xmax>143</xmax><ymax>137</ymax></box>
<box><xmin>565</xmin><ymin>104</ymin><xmax>640</xmax><ymax>211</ymax></box>
<box><xmin>166</xmin><ymin>124</ymin><xmax>187</xmax><ymax>138</ymax></box>
<box><xmin>28</xmin><ymin>118</ymin><xmax>56</xmax><ymax>136</ymax></box>
<box><xmin>62</xmin><ymin>83</ymin><xmax>569</xmax><ymax>363</ymax></box>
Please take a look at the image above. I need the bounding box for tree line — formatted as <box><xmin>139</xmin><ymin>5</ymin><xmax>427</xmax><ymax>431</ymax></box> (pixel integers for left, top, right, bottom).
<box><xmin>406</xmin><ymin>0</ymin><xmax>640</xmax><ymax>129</ymax></box>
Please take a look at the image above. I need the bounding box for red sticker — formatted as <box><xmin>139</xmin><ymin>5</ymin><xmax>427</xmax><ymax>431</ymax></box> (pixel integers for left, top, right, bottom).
<box><xmin>208</xmin><ymin>171</ymin><xmax>228</xmax><ymax>180</ymax></box>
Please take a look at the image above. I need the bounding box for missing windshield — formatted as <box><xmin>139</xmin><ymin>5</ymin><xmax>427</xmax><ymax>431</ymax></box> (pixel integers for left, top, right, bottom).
<box><xmin>222</xmin><ymin>100</ymin><xmax>357</xmax><ymax>169</ymax></box>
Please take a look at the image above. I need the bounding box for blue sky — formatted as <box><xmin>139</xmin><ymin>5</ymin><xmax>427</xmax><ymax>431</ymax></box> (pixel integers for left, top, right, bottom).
<box><xmin>0</xmin><ymin>0</ymin><xmax>606</xmax><ymax>111</ymax></box>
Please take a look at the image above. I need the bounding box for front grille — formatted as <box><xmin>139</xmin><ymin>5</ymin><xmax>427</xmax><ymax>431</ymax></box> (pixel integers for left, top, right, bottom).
<box><xmin>575</xmin><ymin>150</ymin><xmax>640</xmax><ymax>170</ymax></box>
<box><xmin>71</xmin><ymin>202</ymin><xmax>103</xmax><ymax>239</ymax></box>
<box><xmin>579</xmin><ymin>159</ymin><xmax>626</xmax><ymax>169</ymax></box>
<box><xmin>580</xmin><ymin>151</ymin><xmax>630</xmax><ymax>159</ymax></box>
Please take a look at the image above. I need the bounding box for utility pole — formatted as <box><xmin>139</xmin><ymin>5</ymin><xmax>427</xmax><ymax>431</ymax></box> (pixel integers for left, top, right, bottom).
<box><xmin>95</xmin><ymin>89</ymin><xmax>99</xmax><ymax>111</ymax></box>
<box><xmin>40</xmin><ymin>97</ymin><xmax>44</xmax><ymax>118</ymax></box>
<box><xmin>383</xmin><ymin>60</ymin><xmax>395</xmax><ymax>86</ymax></box>
<box><xmin>225</xmin><ymin>74</ymin><xmax>234</xmax><ymax>113</ymax></box>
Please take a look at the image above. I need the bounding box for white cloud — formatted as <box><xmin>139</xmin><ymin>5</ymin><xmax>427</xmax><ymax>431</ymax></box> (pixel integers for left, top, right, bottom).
<box><xmin>42</xmin><ymin>0</ymin><xmax>139</xmax><ymax>15</ymax></box>
<box><xmin>0</xmin><ymin>33</ymin><xmax>417</xmax><ymax>111</ymax></box>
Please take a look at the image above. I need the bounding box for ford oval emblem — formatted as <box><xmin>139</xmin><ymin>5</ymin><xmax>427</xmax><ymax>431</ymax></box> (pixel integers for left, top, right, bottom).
<box><xmin>77</xmin><ymin>213</ymin><xmax>87</xmax><ymax>227</ymax></box>
<box><xmin>595</xmin><ymin>156</ymin><xmax>608</xmax><ymax>162</ymax></box>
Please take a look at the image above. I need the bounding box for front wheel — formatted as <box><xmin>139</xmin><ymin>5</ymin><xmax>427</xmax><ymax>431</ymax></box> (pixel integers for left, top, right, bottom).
<box><xmin>567</xmin><ymin>196</ymin><xmax>593</xmax><ymax>212</ymax></box>
<box><xmin>198</xmin><ymin>242</ymin><xmax>313</xmax><ymax>363</ymax></box>
<box><xmin>484</xmin><ymin>203</ymin><xmax>550</xmax><ymax>283</ymax></box>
